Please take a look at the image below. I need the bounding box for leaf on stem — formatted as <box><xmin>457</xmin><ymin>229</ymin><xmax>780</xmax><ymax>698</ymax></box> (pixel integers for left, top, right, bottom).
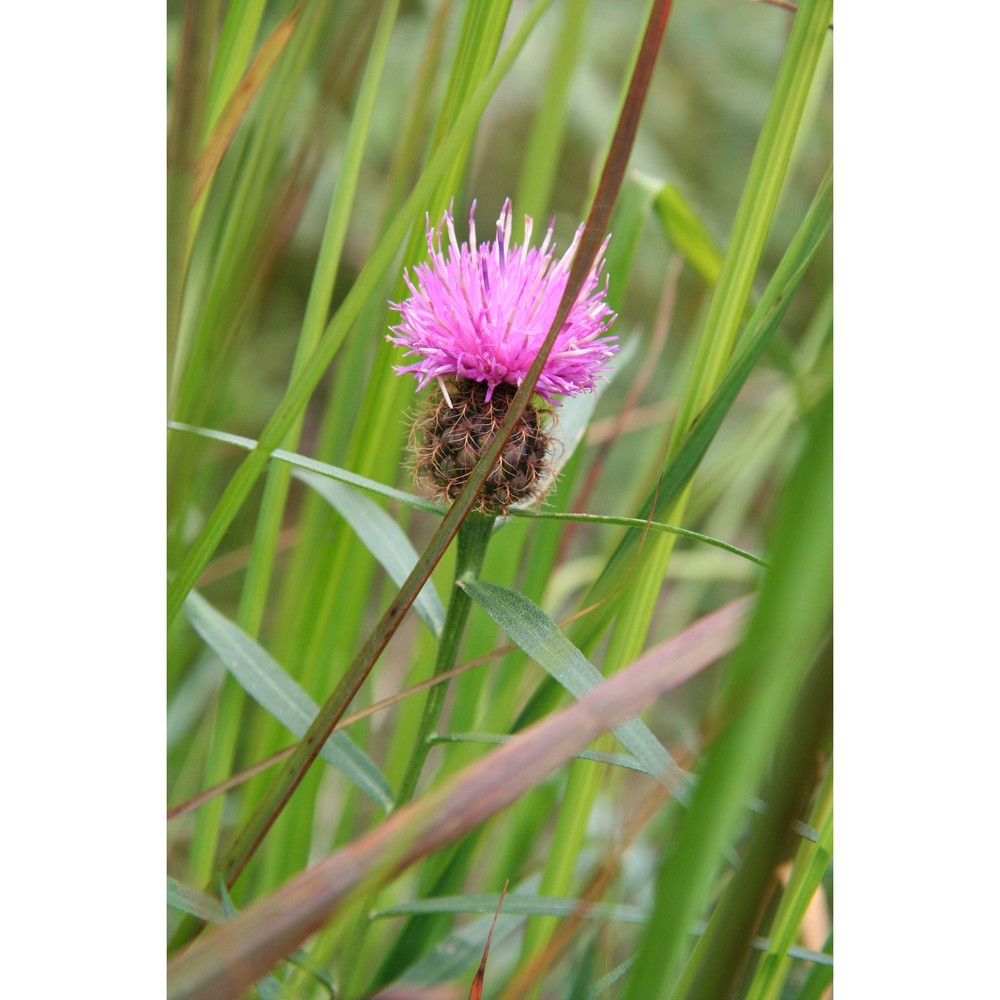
<box><xmin>184</xmin><ymin>590</ymin><xmax>394</xmax><ymax>811</ymax></box>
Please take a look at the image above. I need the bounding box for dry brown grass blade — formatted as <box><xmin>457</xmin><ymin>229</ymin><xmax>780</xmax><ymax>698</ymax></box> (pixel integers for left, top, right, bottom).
<box><xmin>191</xmin><ymin>3</ymin><xmax>304</xmax><ymax>203</ymax></box>
<box><xmin>167</xmin><ymin>597</ymin><xmax>748</xmax><ymax>1000</ymax></box>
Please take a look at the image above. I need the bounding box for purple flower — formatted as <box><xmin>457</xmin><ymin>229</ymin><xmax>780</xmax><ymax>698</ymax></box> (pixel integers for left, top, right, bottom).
<box><xmin>389</xmin><ymin>199</ymin><xmax>618</xmax><ymax>406</ymax></box>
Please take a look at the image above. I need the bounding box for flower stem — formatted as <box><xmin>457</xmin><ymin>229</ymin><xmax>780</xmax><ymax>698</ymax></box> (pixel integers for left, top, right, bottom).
<box><xmin>335</xmin><ymin>511</ymin><xmax>495</xmax><ymax>998</ymax></box>
<box><xmin>395</xmin><ymin>511</ymin><xmax>495</xmax><ymax>807</ymax></box>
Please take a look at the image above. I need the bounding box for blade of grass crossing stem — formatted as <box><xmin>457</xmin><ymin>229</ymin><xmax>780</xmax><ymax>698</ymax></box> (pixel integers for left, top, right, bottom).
<box><xmin>521</xmin><ymin>1</ymin><xmax>832</xmax><ymax>974</ymax></box>
<box><xmin>166</xmin><ymin>0</ymin><xmax>556</xmax><ymax>624</ymax></box>
<box><xmin>168</xmin><ymin>423</ymin><xmax>443</xmax><ymax>514</ymax></box>
<box><xmin>622</xmin><ymin>390</ymin><xmax>832</xmax><ymax>999</ymax></box>
<box><xmin>168</xmin><ymin>877</ymin><xmax>227</xmax><ymax>926</ymax></box>
<box><xmin>210</xmin><ymin>0</ymin><xmax>672</xmax><ymax>905</ymax></box>
<box><xmin>796</xmin><ymin>934</ymin><xmax>834</xmax><ymax>1000</ymax></box>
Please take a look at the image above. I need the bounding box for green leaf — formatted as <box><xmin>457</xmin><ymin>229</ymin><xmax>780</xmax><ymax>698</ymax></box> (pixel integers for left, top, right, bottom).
<box><xmin>652</xmin><ymin>180</ymin><xmax>723</xmax><ymax>285</ymax></box>
<box><xmin>458</xmin><ymin>578</ymin><xmax>691</xmax><ymax>800</ymax></box>
<box><xmin>167</xmin><ymin>877</ymin><xmax>226</xmax><ymax>925</ymax></box>
<box><xmin>588</xmin><ymin>958</ymin><xmax>637</xmax><ymax>999</ymax></box>
<box><xmin>293</xmin><ymin>470</ymin><xmax>446</xmax><ymax>637</ymax></box>
<box><xmin>431</xmin><ymin>732</ymin><xmax>648</xmax><ymax>774</ymax></box>
<box><xmin>513</xmin><ymin>509</ymin><xmax>767</xmax><ymax>568</ymax></box>
<box><xmin>371</xmin><ymin>894</ymin><xmax>833</xmax><ymax>967</ymax></box>
<box><xmin>168</xmin><ymin>421</ymin><xmax>443</xmax><ymax>513</ymax></box>
<box><xmin>430</xmin><ymin>733</ymin><xmax>817</xmax><ymax>843</ymax></box>
<box><xmin>183</xmin><ymin>590</ymin><xmax>394</xmax><ymax>811</ymax></box>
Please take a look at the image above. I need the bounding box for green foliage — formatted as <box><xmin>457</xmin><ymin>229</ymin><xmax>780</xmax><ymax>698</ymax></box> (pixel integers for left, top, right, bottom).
<box><xmin>167</xmin><ymin>0</ymin><xmax>832</xmax><ymax>997</ymax></box>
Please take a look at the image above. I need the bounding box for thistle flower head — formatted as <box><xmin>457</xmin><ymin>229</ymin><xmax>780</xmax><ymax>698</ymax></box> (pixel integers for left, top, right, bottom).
<box><xmin>388</xmin><ymin>199</ymin><xmax>617</xmax><ymax>405</ymax></box>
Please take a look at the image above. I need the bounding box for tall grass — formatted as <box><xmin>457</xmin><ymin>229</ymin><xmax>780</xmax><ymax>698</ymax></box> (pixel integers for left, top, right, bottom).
<box><xmin>167</xmin><ymin>1</ymin><xmax>833</xmax><ymax>997</ymax></box>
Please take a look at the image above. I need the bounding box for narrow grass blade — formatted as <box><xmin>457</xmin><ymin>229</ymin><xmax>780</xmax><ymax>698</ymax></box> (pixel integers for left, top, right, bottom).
<box><xmin>459</xmin><ymin>578</ymin><xmax>706</xmax><ymax>795</ymax></box>
<box><xmin>166</xmin><ymin>0</ymin><xmax>221</xmax><ymax>381</ymax></box>
<box><xmin>168</xmin><ymin>877</ymin><xmax>226</xmax><ymax>925</ymax></box>
<box><xmin>184</xmin><ymin>590</ymin><xmax>394</xmax><ymax>812</ymax></box>
<box><xmin>431</xmin><ymin>733</ymin><xmax>648</xmax><ymax>775</ymax></box>
<box><xmin>202</xmin><ymin>1</ymin><xmax>267</xmax><ymax>133</ymax></box>
<box><xmin>193</xmin><ymin>4</ymin><xmax>303</xmax><ymax>202</ymax></box>
<box><xmin>294</xmin><ymin>470</ymin><xmax>447</xmax><ymax>637</ymax></box>
<box><xmin>743</xmin><ymin>763</ymin><xmax>833</xmax><ymax>1000</ymax></box>
<box><xmin>653</xmin><ymin>181</ymin><xmax>723</xmax><ymax>285</ymax></box>
<box><xmin>372</xmin><ymin>892</ymin><xmax>834</xmax><ymax>967</ymax></box>
<box><xmin>168</xmin><ymin>421</ymin><xmax>443</xmax><ymax>513</ymax></box>
<box><xmin>511</xmin><ymin>510</ymin><xmax>767</xmax><ymax>568</ymax></box>
<box><xmin>515</xmin><ymin>0</ymin><xmax>591</xmax><ymax>222</ymax></box>
<box><xmin>587</xmin><ymin>958</ymin><xmax>636</xmax><ymax>999</ymax></box>
<box><xmin>167</xmin><ymin>598</ymin><xmax>743</xmax><ymax>1000</ymax></box>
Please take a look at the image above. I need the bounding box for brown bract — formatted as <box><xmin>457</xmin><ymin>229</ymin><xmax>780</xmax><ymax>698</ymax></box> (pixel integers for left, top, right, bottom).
<box><xmin>411</xmin><ymin>378</ymin><xmax>553</xmax><ymax>513</ymax></box>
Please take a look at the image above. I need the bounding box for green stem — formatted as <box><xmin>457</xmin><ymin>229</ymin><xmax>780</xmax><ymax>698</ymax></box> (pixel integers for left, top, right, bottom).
<box><xmin>337</xmin><ymin>511</ymin><xmax>494</xmax><ymax>998</ymax></box>
<box><xmin>395</xmin><ymin>512</ymin><xmax>495</xmax><ymax>807</ymax></box>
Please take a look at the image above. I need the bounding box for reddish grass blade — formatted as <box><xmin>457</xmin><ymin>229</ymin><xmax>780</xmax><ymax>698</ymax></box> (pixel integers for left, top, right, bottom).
<box><xmin>468</xmin><ymin>880</ymin><xmax>509</xmax><ymax>1000</ymax></box>
<box><xmin>191</xmin><ymin>3</ymin><xmax>304</xmax><ymax>203</ymax></box>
